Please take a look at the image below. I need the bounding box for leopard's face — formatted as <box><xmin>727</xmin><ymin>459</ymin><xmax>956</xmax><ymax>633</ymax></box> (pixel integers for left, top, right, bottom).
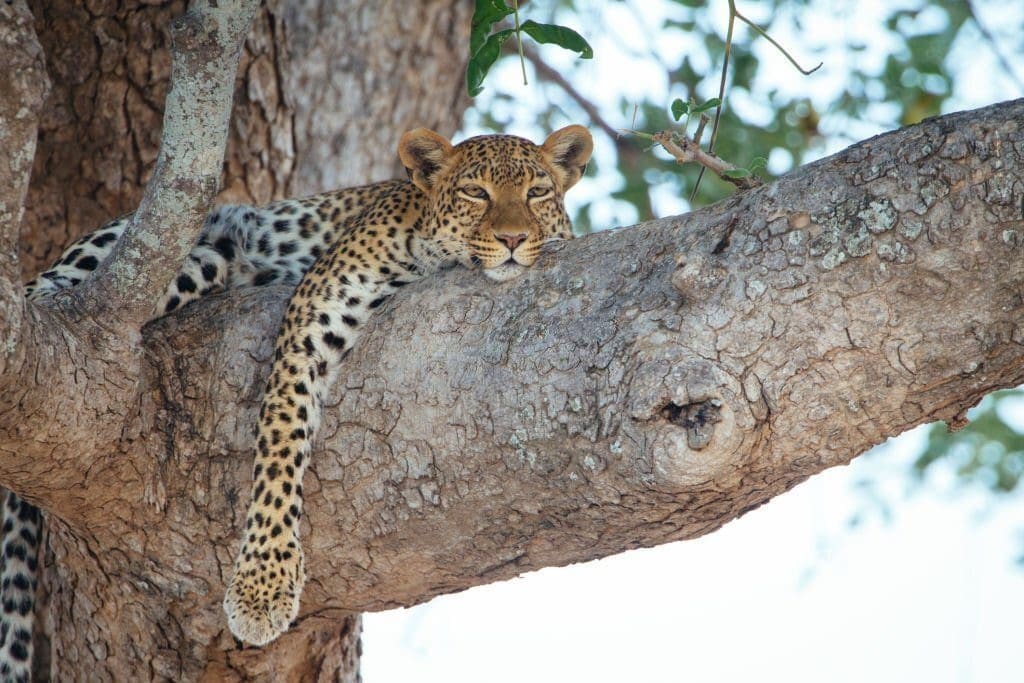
<box><xmin>399</xmin><ymin>126</ymin><xmax>593</xmax><ymax>282</ymax></box>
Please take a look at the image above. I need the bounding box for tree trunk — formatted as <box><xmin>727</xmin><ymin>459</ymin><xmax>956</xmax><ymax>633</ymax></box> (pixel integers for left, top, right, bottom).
<box><xmin>8</xmin><ymin>0</ymin><xmax>471</xmax><ymax>679</ymax></box>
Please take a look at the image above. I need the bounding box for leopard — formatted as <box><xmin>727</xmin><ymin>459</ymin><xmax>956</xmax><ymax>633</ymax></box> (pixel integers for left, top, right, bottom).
<box><xmin>222</xmin><ymin>125</ymin><xmax>593</xmax><ymax>645</ymax></box>
<box><xmin>1</xmin><ymin>125</ymin><xmax>593</xmax><ymax>668</ymax></box>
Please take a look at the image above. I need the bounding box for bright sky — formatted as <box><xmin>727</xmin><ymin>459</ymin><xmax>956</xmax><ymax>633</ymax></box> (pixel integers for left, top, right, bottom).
<box><xmin>363</xmin><ymin>2</ymin><xmax>1024</xmax><ymax>680</ymax></box>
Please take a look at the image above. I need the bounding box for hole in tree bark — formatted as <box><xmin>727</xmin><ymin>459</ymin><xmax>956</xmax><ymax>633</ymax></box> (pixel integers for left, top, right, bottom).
<box><xmin>659</xmin><ymin>399</ymin><xmax>723</xmax><ymax>450</ymax></box>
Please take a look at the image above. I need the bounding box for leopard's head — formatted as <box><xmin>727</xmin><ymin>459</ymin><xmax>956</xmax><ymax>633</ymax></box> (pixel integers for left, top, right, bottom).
<box><xmin>398</xmin><ymin>126</ymin><xmax>593</xmax><ymax>281</ymax></box>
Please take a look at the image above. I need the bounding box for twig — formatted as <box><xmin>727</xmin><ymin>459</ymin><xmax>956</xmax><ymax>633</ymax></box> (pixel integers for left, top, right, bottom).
<box><xmin>691</xmin><ymin>0</ymin><xmax>738</xmax><ymax>201</ymax></box>
<box><xmin>652</xmin><ymin>131</ymin><xmax>762</xmax><ymax>190</ymax></box>
<box><xmin>693</xmin><ymin>114</ymin><xmax>708</xmax><ymax>146</ymax></box>
<box><xmin>627</xmin><ymin>127</ymin><xmax>762</xmax><ymax>191</ymax></box>
<box><xmin>733</xmin><ymin>7</ymin><xmax>822</xmax><ymax>76</ymax></box>
<box><xmin>693</xmin><ymin>0</ymin><xmax>820</xmax><ymax>201</ymax></box>
<box><xmin>512</xmin><ymin>0</ymin><xmax>528</xmax><ymax>86</ymax></box>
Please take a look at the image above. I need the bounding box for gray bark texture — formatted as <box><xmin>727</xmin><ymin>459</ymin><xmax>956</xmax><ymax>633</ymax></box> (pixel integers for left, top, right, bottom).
<box><xmin>81</xmin><ymin>0</ymin><xmax>261</xmax><ymax>326</ymax></box>
<box><xmin>0</xmin><ymin>0</ymin><xmax>48</xmax><ymax>323</ymax></box>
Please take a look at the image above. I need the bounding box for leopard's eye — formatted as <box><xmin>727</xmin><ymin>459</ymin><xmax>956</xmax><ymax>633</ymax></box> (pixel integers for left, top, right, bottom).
<box><xmin>459</xmin><ymin>185</ymin><xmax>490</xmax><ymax>200</ymax></box>
<box><xmin>527</xmin><ymin>186</ymin><xmax>551</xmax><ymax>198</ymax></box>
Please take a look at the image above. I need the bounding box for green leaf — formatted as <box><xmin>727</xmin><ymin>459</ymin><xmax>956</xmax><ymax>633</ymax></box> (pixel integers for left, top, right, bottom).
<box><xmin>748</xmin><ymin>156</ymin><xmax>768</xmax><ymax>173</ymax></box>
<box><xmin>519</xmin><ymin>20</ymin><xmax>594</xmax><ymax>59</ymax></box>
<box><xmin>721</xmin><ymin>167</ymin><xmax>752</xmax><ymax>179</ymax></box>
<box><xmin>670</xmin><ymin>98</ymin><xmax>689</xmax><ymax>121</ymax></box>
<box><xmin>470</xmin><ymin>0</ymin><xmax>513</xmax><ymax>58</ymax></box>
<box><xmin>466</xmin><ymin>29</ymin><xmax>515</xmax><ymax>97</ymax></box>
<box><xmin>692</xmin><ymin>97</ymin><xmax>722</xmax><ymax>113</ymax></box>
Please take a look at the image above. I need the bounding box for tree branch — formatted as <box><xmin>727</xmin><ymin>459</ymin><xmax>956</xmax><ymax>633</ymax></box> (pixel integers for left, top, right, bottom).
<box><xmin>77</xmin><ymin>0</ymin><xmax>260</xmax><ymax>328</ymax></box>
<box><xmin>0</xmin><ymin>0</ymin><xmax>49</xmax><ymax>362</ymax></box>
<box><xmin>651</xmin><ymin>128</ymin><xmax>762</xmax><ymax>190</ymax></box>
<box><xmin>217</xmin><ymin>100</ymin><xmax>1024</xmax><ymax>613</ymax></box>
<box><xmin>0</xmin><ymin>0</ymin><xmax>260</xmax><ymax>529</ymax></box>
<box><xmin>19</xmin><ymin>98</ymin><xmax>1024</xmax><ymax>639</ymax></box>
<box><xmin>3</xmin><ymin>99</ymin><xmax>1023</xmax><ymax>673</ymax></box>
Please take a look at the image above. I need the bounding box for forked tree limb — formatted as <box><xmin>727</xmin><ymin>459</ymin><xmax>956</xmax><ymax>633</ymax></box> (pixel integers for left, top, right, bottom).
<box><xmin>29</xmin><ymin>100</ymin><xmax>1024</xmax><ymax>675</ymax></box>
<box><xmin>4</xmin><ymin>97</ymin><xmax>1024</xmax><ymax>548</ymax></box>
<box><xmin>0</xmin><ymin>0</ymin><xmax>259</xmax><ymax>526</ymax></box>
<box><xmin>3</xmin><ymin>2</ymin><xmax>469</xmax><ymax>677</ymax></box>
<box><xmin>0</xmin><ymin>0</ymin><xmax>1018</xmax><ymax>678</ymax></box>
<box><xmin>77</xmin><ymin>0</ymin><xmax>260</xmax><ymax>328</ymax></box>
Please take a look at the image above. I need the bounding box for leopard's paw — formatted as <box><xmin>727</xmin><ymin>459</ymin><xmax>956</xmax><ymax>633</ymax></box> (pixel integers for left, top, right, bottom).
<box><xmin>223</xmin><ymin>547</ymin><xmax>305</xmax><ymax>646</ymax></box>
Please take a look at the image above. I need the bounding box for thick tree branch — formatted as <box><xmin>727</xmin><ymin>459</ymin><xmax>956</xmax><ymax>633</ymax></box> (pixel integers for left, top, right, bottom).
<box><xmin>24</xmin><ymin>99</ymin><xmax>1024</xmax><ymax>662</ymax></box>
<box><xmin>2</xmin><ymin>100</ymin><xmax>1022</xmax><ymax>676</ymax></box>
<box><xmin>199</xmin><ymin>100</ymin><xmax>1024</xmax><ymax>615</ymax></box>
<box><xmin>78</xmin><ymin>0</ymin><xmax>260</xmax><ymax>327</ymax></box>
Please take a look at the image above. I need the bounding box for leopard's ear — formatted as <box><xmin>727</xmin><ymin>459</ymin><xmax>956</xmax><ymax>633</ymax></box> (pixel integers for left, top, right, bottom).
<box><xmin>398</xmin><ymin>128</ymin><xmax>454</xmax><ymax>192</ymax></box>
<box><xmin>541</xmin><ymin>125</ymin><xmax>593</xmax><ymax>190</ymax></box>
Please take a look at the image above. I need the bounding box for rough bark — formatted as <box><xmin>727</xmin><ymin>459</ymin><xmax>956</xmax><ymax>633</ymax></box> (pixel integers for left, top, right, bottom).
<box><xmin>5</xmin><ymin>0</ymin><xmax>472</xmax><ymax>679</ymax></box>
<box><xmin>3</xmin><ymin>93</ymin><xmax>1022</xmax><ymax>679</ymax></box>
<box><xmin>134</xmin><ymin>101</ymin><xmax>1024</xmax><ymax>616</ymax></box>
<box><xmin>80</xmin><ymin>0</ymin><xmax>260</xmax><ymax>326</ymax></box>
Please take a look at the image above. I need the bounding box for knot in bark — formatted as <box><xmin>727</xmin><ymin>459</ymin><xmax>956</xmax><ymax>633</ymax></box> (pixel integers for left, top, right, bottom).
<box><xmin>627</xmin><ymin>350</ymin><xmax>746</xmax><ymax>489</ymax></box>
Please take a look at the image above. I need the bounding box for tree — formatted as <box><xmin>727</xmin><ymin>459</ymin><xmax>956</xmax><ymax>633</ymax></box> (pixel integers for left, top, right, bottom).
<box><xmin>1</xmin><ymin>1</ymin><xmax>1022</xmax><ymax>681</ymax></box>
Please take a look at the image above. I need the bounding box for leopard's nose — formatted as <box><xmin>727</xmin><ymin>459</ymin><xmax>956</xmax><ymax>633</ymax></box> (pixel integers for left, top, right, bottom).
<box><xmin>495</xmin><ymin>232</ymin><xmax>527</xmax><ymax>250</ymax></box>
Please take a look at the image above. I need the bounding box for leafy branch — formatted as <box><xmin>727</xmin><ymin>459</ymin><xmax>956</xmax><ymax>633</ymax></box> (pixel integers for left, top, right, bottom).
<box><xmin>628</xmin><ymin>98</ymin><xmax>765</xmax><ymax>191</ymax></box>
<box><xmin>467</xmin><ymin>0</ymin><xmax>593</xmax><ymax>97</ymax></box>
<box><xmin>691</xmin><ymin>0</ymin><xmax>822</xmax><ymax>199</ymax></box>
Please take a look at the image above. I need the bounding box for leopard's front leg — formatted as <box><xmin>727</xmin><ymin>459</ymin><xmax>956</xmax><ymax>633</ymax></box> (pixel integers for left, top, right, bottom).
<box><xmin>222</xmin><ymin>331</ymin><xmax>320</xmax><ymax>645</ymax></box>
<box><xmin>223</xmin><ymin>246</ymin><xmax>414</xmax><ymax>644</ymax></box>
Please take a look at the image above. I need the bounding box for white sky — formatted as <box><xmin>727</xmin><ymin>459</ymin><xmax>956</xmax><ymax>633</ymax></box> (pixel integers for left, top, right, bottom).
<box><xmin>364</xmin><ymin>2</ymin><xmax>1024</xmax><ymax>680</ymax></box>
